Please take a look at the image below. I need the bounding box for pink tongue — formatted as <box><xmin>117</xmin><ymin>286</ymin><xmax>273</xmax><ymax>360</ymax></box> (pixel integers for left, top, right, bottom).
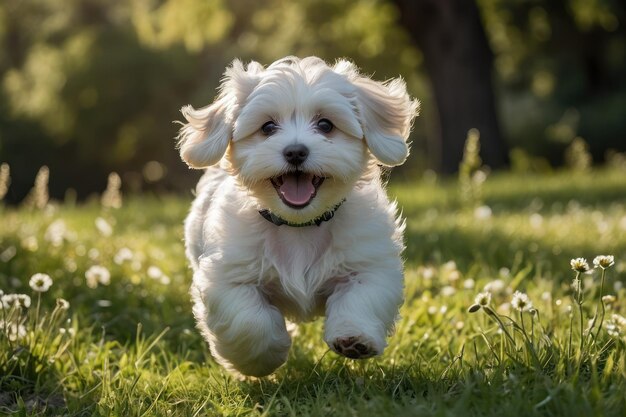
<box><xmin>280</xmin><ymin>173</ymin><xmax>315</xmax><ymax>205</ymax></box>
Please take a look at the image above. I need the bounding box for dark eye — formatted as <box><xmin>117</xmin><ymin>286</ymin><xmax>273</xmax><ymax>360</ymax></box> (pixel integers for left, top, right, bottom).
<box><xmin>261</xmin><ymin>121</ymin><xmax>278</xmax><ymax>135</ymax></box>
<box><xmin>317</xmin><ymin>118</ymin><xmax>334</xmax><ymax>134</ymax></box>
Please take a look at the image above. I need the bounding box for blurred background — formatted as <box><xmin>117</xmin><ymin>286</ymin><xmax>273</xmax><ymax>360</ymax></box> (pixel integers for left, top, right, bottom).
<box><xmin>0</xmin><ymin>0</ymin><xmax>624</xmax><ymax>202</ymax></box>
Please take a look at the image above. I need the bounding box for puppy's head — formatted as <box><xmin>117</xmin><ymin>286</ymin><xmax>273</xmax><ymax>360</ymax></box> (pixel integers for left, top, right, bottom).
<box><xmin>178</xmin><ymin>56</ymin><xmax>418</xmax><ymax>223</ymax></box>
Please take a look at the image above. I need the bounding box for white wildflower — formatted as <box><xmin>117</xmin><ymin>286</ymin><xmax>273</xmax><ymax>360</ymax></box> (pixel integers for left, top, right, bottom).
<box><xmin>1</xmin><ymin>294</ymin><xmax>31</xmax><ymax>309</ymax></box>
<box><xmin>570</xmin><ymin>257</ymin><xmax>590</xmax><ymax>272</ymax></box>
<box><xmin>147</xmin><ymin>266</ymin><xmax>163</xmax><ymax>279</ymax></box>
<box><xmin>29</xmin><ymin>273</ymin><xmax>53</xmax><ymax>293</ymax></box>
<box><xmin>114</xmin><ymin>247</ymin><xmax>134</xmax><ymax>265</ymax></box>
<box><xmin>511</xmin><ymin>291</ymin><xmax>533</xmax><ymax>312</ymax></box>
<box><xmin>474</xmin><ymin>205</ymin><xmax>492</xmax><ymax>220</ymax></box>
<box><xmin>56</xmin><ymin>298</ymin><xmax>70</xmax><ymax>310</ymax></box>
<box><xmin>2</xmin><ymin>321</ymin><xmax>27</xmax><ymax>341</ymax></box>
<box><xmin>441</xmin><ymin>285</ymin><xmax>456</xmax><ymax>297</ymax></box>
<box><xmin>421</xmin><ymin>266</ymin><xmax>436</xmax><ymax>280</ymax></box>
<box><xmin>475</xmin><ymin>291</ymin><xmax>492</xmax><ymax>307</ymax></box>
<box><xmin>463</xmin><ymin>278</ymin><xmax>475</xmax><ymax>289</ymax></box>
<box><xmin>85</xmin><ymin>265</ymin><xmax>111</xmax><ymax>288</ymax></box>
<box><xmin>95</xmin><ymin>217</ymin><xmax>113</xmax><ymax>236</ymax></box>
<box><xmin>593</xmin><ymin>255</ymin><xmax>615</xmax><ymax>270</ymax></box>
<box><xmin>44</xmin><ymin>220</ymin><xmax>67</xmax><ymax>247</ymax></box>
<box><xmin>529</xmin><ymin>213</ymin><xmax>543</xmax><ymax>228</ymax></box>
<box><xmin>484</xmin><ymin>279</ymin><xmax>506</xmax><ymax>294</ymax></box>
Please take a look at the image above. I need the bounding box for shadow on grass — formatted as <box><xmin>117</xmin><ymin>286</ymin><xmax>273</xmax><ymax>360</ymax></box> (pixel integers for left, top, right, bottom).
<box><xmin>403</xmin><ymin>219</ymin><xmax>626</xmax><ymax>282</ymax></box>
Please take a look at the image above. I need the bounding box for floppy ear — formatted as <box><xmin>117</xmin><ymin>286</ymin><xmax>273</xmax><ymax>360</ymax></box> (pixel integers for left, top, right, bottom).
<box><xmin>178</xmin><ymin>97</ymin><xmax>232</xmax><ymax>168</ymax></box>
<box><xmin>335</xmin><ymin>61</ymin><xmax>419</xmax><ymax>166</ymax></box>
<box><xmin>177</xmin><ymin>59</ymin><xmax>263</xmax><ymax>168</ymax></box>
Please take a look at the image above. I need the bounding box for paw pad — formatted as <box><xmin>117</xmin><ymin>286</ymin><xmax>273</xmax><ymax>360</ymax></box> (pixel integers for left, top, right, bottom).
<box><xmin>331</xmin><ymin>336</ymin><xmax>377</xmax><ymax>359</ymax></box>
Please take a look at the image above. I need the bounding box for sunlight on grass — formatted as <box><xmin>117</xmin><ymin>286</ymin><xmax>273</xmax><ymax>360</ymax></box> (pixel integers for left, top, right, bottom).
<box><xmin>1</xmin><ymin>168</ymin><xmax>625</xmax><ymax>416</ymax></box>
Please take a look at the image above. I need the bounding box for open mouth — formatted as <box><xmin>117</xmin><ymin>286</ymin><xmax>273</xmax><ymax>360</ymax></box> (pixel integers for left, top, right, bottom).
<box><xmin>270</xmin><ymin>172</ymin><xmax>325</xmax><ymax>209</ymax></box>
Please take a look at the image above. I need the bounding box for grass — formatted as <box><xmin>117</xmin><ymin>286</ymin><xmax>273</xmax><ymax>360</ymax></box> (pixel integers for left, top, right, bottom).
<box><xmin>1</xmin><ymin>168</ymin><xmax>625</xmax><ymax>416</ymax></box>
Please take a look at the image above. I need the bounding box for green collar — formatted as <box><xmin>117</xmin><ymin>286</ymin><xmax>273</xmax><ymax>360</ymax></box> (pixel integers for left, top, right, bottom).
<box><xmin>259</xmin><ymin>200</ymin><xmax>345</xmax><ymax>227</ymax></box>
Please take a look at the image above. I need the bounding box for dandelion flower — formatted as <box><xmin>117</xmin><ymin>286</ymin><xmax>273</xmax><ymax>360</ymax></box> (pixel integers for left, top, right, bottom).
<box><xmin>511</xmin><ymin>291</ymin><xmax>533</xmax><ymax>312</ymax></box>
<box><xmin>29</xmin><ymin>273</ymin><xmax>53</xmax><ymax>293</ymax></box>
<box><xmin>570</xmin><ymin>257</ymin><xmax>590</xmax><ymax>272</ymax></box>
<box><xmin>593</xmin><ymin>255</ymin><xmax>615</xmax><ymax>270</ymax></box>
<box><xmin>85</xmin><ymin>265</ymin><xmax>111</xmax><ymax>288</ymax></box>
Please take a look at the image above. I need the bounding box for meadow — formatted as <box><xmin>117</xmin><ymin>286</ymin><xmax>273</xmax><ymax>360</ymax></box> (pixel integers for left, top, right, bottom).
<box><xmin>1</xmin><ymin>167</ymin><xmax>625</xmax><ymax>416</ymax></box>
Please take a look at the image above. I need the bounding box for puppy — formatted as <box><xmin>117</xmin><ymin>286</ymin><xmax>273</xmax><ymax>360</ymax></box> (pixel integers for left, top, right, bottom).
<box><xmin>179</xmin><ymin>56</ymin><xmax>418</xmax><ymax>377</ymax></box>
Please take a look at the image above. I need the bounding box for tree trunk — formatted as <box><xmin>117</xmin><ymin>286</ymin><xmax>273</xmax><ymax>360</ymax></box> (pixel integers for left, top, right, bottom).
<box><xmin>393</xmin><ymin>0</ymin><xmax>509</xmax><ymax>173</ymax></box>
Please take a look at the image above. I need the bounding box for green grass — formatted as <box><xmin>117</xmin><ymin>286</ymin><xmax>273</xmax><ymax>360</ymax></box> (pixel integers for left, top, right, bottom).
<box><xmin>1</xmin><ymin>168</ymin><xmax>625</xmax><ymax>416</ymax></box>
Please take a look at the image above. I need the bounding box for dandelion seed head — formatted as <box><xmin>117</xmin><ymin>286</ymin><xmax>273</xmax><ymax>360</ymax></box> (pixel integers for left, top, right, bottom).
<box><xmin>511</xmin><ymin>291</ymin><xmax>533</xmax><ymax>312</ymax></box>
<box><xmin>593</xmin><ymin>255</ymin><xmax>615</xmax><ymax>270</ymax></box>
<box><xmin>570</xmin><ymin>257</ymin><xmax>590</xmax><ymax>272</ymax></box>
<box><xmin>29</xmin><ymin>273</ymin><xmax>53</xmax><ymax>292</ymax></box>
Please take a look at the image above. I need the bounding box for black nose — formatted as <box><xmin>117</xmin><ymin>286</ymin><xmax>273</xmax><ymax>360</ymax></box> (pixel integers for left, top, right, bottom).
<box><xmin>283</xmin><ymin>144</ymin><xmax>309</xmax><ymax>166</ymax></box>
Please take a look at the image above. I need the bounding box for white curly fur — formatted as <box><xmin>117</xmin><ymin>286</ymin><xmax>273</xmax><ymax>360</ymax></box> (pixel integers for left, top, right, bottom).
<box><xmin>179</xmin><ymin>56</ymin><xmax>418</xmax><ymax>377</ymax></box>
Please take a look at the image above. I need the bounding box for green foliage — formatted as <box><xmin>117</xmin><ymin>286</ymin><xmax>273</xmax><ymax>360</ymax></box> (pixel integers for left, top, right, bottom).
<box><xmin>1</xmin><ymin>0</ymin><xmax>623</xmax><ymax>199</ymax></box>
<box><xmin>1</xmin><ymin>167</ymin><xmax>626</xmax><ymax>415</ymax></box>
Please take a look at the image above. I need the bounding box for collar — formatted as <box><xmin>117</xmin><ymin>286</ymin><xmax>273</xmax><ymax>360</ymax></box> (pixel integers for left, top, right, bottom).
<box><xmin>259</xmin><ymin>200</ymin><xmax>345</xmax><ymax>227</ymax></box>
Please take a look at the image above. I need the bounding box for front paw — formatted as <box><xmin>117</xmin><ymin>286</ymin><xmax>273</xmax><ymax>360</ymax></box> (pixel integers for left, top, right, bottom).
<box><xmin>329</xmin><ymin>334</ymin><xmax>380</xmax><ymax>359</ymax></box>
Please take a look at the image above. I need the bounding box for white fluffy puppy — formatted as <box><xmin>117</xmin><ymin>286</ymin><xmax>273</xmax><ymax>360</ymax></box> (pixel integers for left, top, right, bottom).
<box><xmin>179</xmin><ymin>56</ymin><xmax>418</xmax><ymax>377</ymax></box>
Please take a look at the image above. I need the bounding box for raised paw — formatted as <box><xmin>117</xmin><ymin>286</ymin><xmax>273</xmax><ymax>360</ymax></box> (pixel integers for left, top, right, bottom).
<box><xmin>331</xmin><ymin>336</ymin><xmax>378</xmax><ymax>359</ymax></box>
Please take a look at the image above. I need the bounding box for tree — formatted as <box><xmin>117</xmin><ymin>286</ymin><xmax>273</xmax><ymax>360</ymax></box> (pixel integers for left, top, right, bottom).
<box><xmin>392</xmin><ymin>0</ymin><xmax>509</xmax><ymax>173</ymax></box>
